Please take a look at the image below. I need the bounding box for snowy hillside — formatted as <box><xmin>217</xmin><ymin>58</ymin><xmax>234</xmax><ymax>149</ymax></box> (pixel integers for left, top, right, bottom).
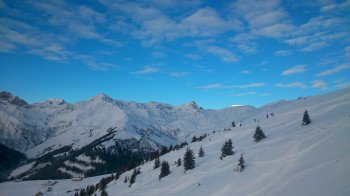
<box><xmin>0</xmin><ymin>88</ymin><xmax>349</xmax><ymax>196</ymax></box>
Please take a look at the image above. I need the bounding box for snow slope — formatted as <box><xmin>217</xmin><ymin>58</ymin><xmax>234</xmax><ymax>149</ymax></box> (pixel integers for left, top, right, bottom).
<box><xmin>0</xmin><ymin>88</ymin><xmax>349</xmax><ymax>196</ymax></box>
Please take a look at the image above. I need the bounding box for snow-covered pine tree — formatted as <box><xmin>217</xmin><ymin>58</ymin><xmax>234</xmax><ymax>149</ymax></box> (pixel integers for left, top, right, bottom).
<box><xmin>101</xmin><ymin>189</ymin><xmax>108</xmax><ymax>196</ymax></box>
<box><xmin>302</xmin><ymin>110</ymin><xmax>311</xmax><ymax>125</ymax></box>
<box><xmin>159</xmin><ymin>161</ymin><xmax>171</xmax><ymax>180</ymax></box>
<box><xmin>129</xmin><ymin>169</ymin><xmax>138</xmax><ymax>186</ymax></box>
<box><xmin>154</xmin><ymin>158</ymin><xmax>160</xmax><ymax>169</ymax></box>
<box><xmin>99</xmin><ymin>178</ymin><xmax>107</xmax><ymax>190</ymax></box>
<box><xmin>124</xmin><ymin>176</ymin><xmax>128</xmax><ymax>183</ymax></box>
<box><xmin>221</xmin><ymin>139</ymin><xmax>234</xmax><ymax>157</ymax></box>
<box><xmin>114</xmin><ymin>172</ymin><xmax>120</xmax><ymax>180</ymax></box>
<box><xmin>136</xmin><ymin>167</ymin><xmax>141</xmax><ymax>175</ymax></box>
<box><xmin>198</xmin><ymin>146</ymin><xmax>205</xmax><ymax>157</ymax></box>
<box><xmin>235</xmin><ymin>153</ymin><xmax>245</xmax><ymax>172</ymax></box>
<box><xmin>226</xmin><ymin>139</ymin><xmax>234</xmax><ymax>156</ymax></box>
<box><xmin>184</xmin><ymin>148</ymin><xmax>195</xmax><ymax>171</ymax></box>
<box><xmin>253</xmin><ymin>125</ymin><xmax>266</xmax><ymax>142</ymax></box>
<box><xmin>160</xmin><ymin>146</ymin><xmax>168</xmax><ymax>155</ymax></box>
<box><xmin>177</xmin><ymin>157</ymin><xmax>182</xmax><ymax>167</ymax></box>
<box><xmin>232</xmin><ymin>121</ymin><xmax>236</xmax><ymax>127</ymax></box>
<box><xmin>192</xmin><ymin>136</ymin><xmax>197</xmax><ymax>143</ymax></box>
<box><xmin>221</xmin><ymin>141</ymin><xmax>227</xmax><ymax>158</ymax></box>
<box><xmin>87</xmin><ymin>185</ymin><xmax>95</xmax><ymax>195</ymax></box>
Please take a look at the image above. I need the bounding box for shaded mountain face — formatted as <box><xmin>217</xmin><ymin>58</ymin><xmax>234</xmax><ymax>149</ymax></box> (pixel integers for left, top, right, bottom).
<box><xmin>0</xmin><ymin>144</ymin><xmax>26</xmax><ymax>180</ymax></box>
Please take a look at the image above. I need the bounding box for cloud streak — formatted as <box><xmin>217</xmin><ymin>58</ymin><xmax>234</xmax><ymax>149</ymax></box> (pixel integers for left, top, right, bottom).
<box><xmin>275</xmin><ymin>82</ymin><xmax>306</xmax><ymax>88</ymax></box>
<box><xmin>311</xmin><ymin>80</ymin><xmax>328</xmax><ymax>90</ymax></box>
<box><xmin>316</xmin><ymin>64</ymin><xmax>350</xmax><ymax>76</ymax></box>
<box><xmin>131</xmin><ymin>66</ymin><xmax>159</xmax><ymax>75</ymax></box>
<box><xmin>281</xmin><ymin>65</ymin><xmax>306</xmax><ymax>76</ymax></box>
<box><xmin>198</xmin><ymin>83</ymin><xmax>265</xmax><ymax>89</ymax></box>
<box><xmin>232</xmin><ymin>91</ymin><xmax>257</xmax><ymax>96</ymax></box>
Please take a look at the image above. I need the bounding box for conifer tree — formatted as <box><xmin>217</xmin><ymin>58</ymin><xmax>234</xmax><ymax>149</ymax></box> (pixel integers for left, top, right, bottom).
<box><xmin>161</xmin><ymin>146</ymin><xmax>168</xmax><ymax>155</ymax></box>
<box><xmin>100</xmin><ymin>178</ymin><xmax>107</xmax><ymax>190</ymax></box>
<box><xmin>153</xmin><ymin>158</ymin><xmax>160</xmax><ymax>169</ymax></box>
<box><xmin>253</xmin><ymin>125</ymin><xmax>266</xmax><ymax>142</ymax></box>
<box><xmin>235</xmin><ymin>153</ymin><xmax>245</xmax><ymax>172</ymax></box>
<box><xmin>183</xmin><ymin>148</ymin><xmax>195</xmax><ymax>171</ymax></box>
<box><xmin>114</xmin><ymin>172</ymin><xmax>120</xmax><ymax>180</ymax></box>
<box><xmin>221</xmin><ymin>142</ymin><xmax>227</xmax><ymax>158</ymax></box>
<box><xmin>302</xmin><ymin>110</ymin><xmax>311</xmax><ymax>125</ymax></box>
<box><xmin>221</xmin><ymin>139</ymin><xmax>234</xmax><ymax>157</ymax></box>
<box><xmin>159</xmin><ymin>161</ymin><xmax>171</xmax><ymax>179</ymax></box>
<box><xmin>101</xmin><ymin>189</ymin><xmax>108</xmax><ymax>196</ymax></box>
<box><xmin>129</xmin><ymin>169</ymin><xmax>138</xmax><ymax>186</ymax></box>
<box><xmin>177</xmin><ymin>157</ymin><xmax>182</xmax><ymax>167</ymax></box>
<box><xmin>87</xmin><ymin>185</ymin><xmax>95</xmax><ymax>195</ymax></box>
<box><xmin>198</xmin><ymin>146</ymin><xmax>205</xmax><ymax>157</ymax></box>
<box><xmin>232</xmin><ymin>121</ymin><xmax>236</xmax><ymax>127</ymax></box>
<box><xmin>192</xmin><ymin>136</ymin><xmax>198</xmax><ymax>143</ymax></box>
<box><xmin>79</xmin><ymin>189</ymin><xmax>86</xmax><ymax>196</ymax></box>
<box><xmin>124</xmin><ymin>176</ymin><xmax>128</xmax><ymax>183</ymax></box>
<box><xmin>226</xmin><ymin>139</ymin><xmax>234</xmax><ymax>155</ymax></box>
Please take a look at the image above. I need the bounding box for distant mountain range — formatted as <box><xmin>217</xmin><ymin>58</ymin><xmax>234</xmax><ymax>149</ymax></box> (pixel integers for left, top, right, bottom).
<box><xmin>0</xmin><ymin>91</ymin><xmax>258</xmax><ymax>158</ymax></box>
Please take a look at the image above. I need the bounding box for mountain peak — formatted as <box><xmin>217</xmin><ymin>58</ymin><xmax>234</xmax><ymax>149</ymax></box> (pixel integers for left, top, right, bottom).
<box><xmin>0</xmin><ymin>91</ymin><xmax>29</xmax><ymax>107</ymax></box>
<box><xmin>46</xmin><ymin>98</ymin><xmax>66</xmax><ymax>105</ymax></box>
<box><xmin>181</xmin><ymin>100</ymin><xmax>203</xmax><ymax>111</ymax></box>
<box><xmin>91</xmin><ymin>93</ymin><xmax>114</xmax><ymax>102</ymax></box>
<box><xmin>187</xmin><ymin>101</ymin><xmax>198</xmax><ymax>108</ymax></box>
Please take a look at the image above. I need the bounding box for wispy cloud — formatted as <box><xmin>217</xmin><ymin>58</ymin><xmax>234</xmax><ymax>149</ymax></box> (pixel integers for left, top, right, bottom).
<box><xmin>198</xmin><ymin>82</ymin><xmax>265</xmax><ymax>89</ymax></box>
<box><xmin>205</xmin><ymin>46</ymin><xmax>238</xmax><ymax>63</ymax></box>
<box><xmin>345</xmin><ymin>46</ymin><xmax>350</xmax><ymax>58</ymax></box>
<box><xmin>230</xmin><ymin>33</ymin><xmax>257</xmax><ymax>54</ymax></box>
<box><xmin>239</xmin><ymin>83</ymin><xmax>265</xmax><ymax>88</ymax></box>
<box><xmin>284</xmin><ymin>16</ymin><xmax>349</xmax><ymax>52</ymax></box>
<box><xmin>185</xmin><ymin>53</ymin><xmax>201</xmax><ymax>60</ymax></box>
<box><xmin>151</xmin><ymin>51</ymin><xmax>167</xmax><ymax>58</ymax></box>
<box><xmin>301</xmin><ymin>41</ymin><xmax>328</xmax><ymax>52</ymax></box>
<box><xmin>274</xmin><ymin>50</ymin><xmax>292</xmax><ymax>56</ymax></box>
<box><xmin>169</xmin><ymin>71</ymin><xmax>190</xmax><ymax>77</ymax></box>
<box><xmin>74</xmin><ymin>54</ymin><xmax>118</xmax><ymax>71</ymax></box>
<box><xmin>233</xmin><ymin>0</ymin><xmax>293</xmax><ymax>39</ymax></box>
<box><xmin>232</xmin><ymin>91</ymin><xmax>257</xmax><ymax>96</ymax></box>
<box><xmin>311</xmin><ymin>80</ymin><xmax>328</xmax><ymax>90</ymax></box>
<box><xmin>240</xmin><ymin>70</ymin><xmax>251</xmax><ymax>74</ymax></box>
<box><xmin>0</xmin><ymin>1</ymin><xmax>122</xmax><ymax>70</ymax></box>
<box><xmin>115</xmin><ymin>5</ymin><xmax>240</xmax><ymax>45</ymax></box>
<box><xmin>281</xmin><ymin>65</ymin><xmax>306</xmax><ymax>76</ymax></box>
<box><xmin>335</xmin><ymin>82</ymin><xmax>350</xmax><ymax>89</ymax></box>
<box><xmin>131</xmin><ymin>66</ymin><xmax>159</xmax><ymax>75</ymax></box>
<box><xmin>320</xmin><ymin>1</ymin><xmax>350</xmax><ymax>13</ymax></box>
<box><xmin>275</xmin><ymin>82</ymin><xmax>306</xmax><ymax>88</ymax></box>
<box><xmin>316</xmin><ymin>64</ymin><xmax>350</xmax><ymax>76</ymax></box>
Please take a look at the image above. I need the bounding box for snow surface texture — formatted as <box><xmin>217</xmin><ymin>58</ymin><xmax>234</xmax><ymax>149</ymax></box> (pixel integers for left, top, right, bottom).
<box><xmin>0</xmin><ymin>88</ymin><xmax>350</xmax><ymax>195</ymax></box>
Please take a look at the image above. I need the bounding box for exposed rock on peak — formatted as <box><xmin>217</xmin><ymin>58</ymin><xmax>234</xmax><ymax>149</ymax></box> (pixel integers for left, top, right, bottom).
<box><xmin>0</xmin><ymin>91</ymin><xmax>29</xmax><ymax>107</ymax></box>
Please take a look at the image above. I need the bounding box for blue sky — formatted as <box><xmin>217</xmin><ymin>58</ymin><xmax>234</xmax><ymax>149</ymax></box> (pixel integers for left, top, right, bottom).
<box><xmin>0</xmin><ymin>0</ymin><xmax>349</xmax><ymax>109</ymax></box>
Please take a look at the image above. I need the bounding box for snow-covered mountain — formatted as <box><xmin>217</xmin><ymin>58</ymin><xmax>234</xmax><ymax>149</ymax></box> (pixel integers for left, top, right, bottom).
<box><xmin>0</xmin><ymin>87</ymin><xmax>349</xmax><ymax>195</ymax></box>
<box><xmin>0</xmin><ymin>91</ymin><xmax>257</xmax><ymax>159</ymax></box>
